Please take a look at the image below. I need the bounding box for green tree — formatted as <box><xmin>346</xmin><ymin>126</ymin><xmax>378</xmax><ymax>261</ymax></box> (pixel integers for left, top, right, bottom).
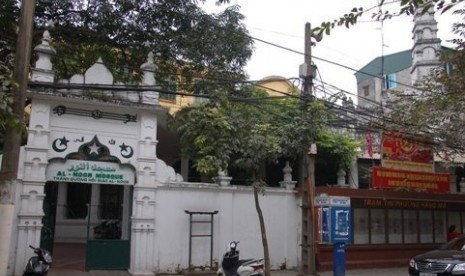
<box><xmin>0</xmin><ymin>65</ymin><xmax>25</xmax><ymax>150</ymax></box>
<box><xmin>1</xmin><ymin>0</ymin><xmax>253</xmax><ymax>90</ymax></box>
<box><xmin>1</xmin><ymin>0</ymin><xmax>254</xmax><ymax>163</ymax></box>
<box><xmin>387</xmin><ymin>8</ymin><xmax>465</xmax><ymax>157</ymax></box>
<box><xmin>0</xmin><ymin>0</ymin><xmax>27</xmax><ymax>151</ymax></box>
<box><xmin>32</xmin><ymin>0</ymin><xmax>252</xmax><ymax>87</ymax></box>
<box><xmin>316</xmin><ymin>130</ymin><xmax>362</xmax><ymax>175</ymax></box>
<box><xmin>170</xmin><ymin>84</ymin><xmax>362</xmax><ymax>275</ymax></box>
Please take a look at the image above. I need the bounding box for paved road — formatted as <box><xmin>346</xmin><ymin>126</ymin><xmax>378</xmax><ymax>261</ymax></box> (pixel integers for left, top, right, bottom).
<box><xmin>49</xmin><ymin>267</ymin><xmax>408</xmax><ymax>276</ymax></box>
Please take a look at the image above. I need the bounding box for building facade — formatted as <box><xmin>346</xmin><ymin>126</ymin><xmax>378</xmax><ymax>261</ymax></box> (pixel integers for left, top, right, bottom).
<box><xmin>7</xmin><ymin>31</ymin><xmax>301</xmax><ymax>276</ymax></box>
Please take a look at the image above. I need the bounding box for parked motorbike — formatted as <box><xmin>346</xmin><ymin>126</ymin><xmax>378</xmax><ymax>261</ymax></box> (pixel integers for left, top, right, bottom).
<box><xmin>23</xmin><ymin>245</ymin><xmax>52</xmax><ymax>276</ymax></box>
<box><xmin>94</xmin><ymin>219</ymin><xmax>122</xmax><ymax>239</ymax></box>
<box><xmin>217</xmin><ymin>241</ymin><xmax>264</xmax><ymax>276</ymax></box>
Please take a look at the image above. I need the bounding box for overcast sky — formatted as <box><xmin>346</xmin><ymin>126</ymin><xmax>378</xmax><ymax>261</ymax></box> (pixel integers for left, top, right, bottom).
<box><xmin>201</xmin><ymin>0</ymin><xmax>464</xmax><ymax>101</ymax></box>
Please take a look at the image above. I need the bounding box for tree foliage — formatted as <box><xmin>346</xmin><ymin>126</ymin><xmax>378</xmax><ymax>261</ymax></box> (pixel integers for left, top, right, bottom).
<box><xmin>0</xmin><ymin>0</ymin><xmax>253</xmax><ymax>150</ymax></box>
<box><xmin>2</xmin><ymin>0</ymin><xmax>253</xmax><ymax>88</ymax></box>
<box><xmin>170</xmin><ymin>86</ymin><xmax>330</xmax><ymax>177</ymax></box>
<box><xmin>313</xmin><ymin>0</ymin><xmax>463</xmax><ymax>37</ymax></box>
<box><xmin>0</xmin><ymin>65</ymin><xmax>23</xmax><ymax>130</ymax></box>
<box><xmin>387</xmin><ymin>8</ymin><xmax>465</xmax><ymax>159</ymax></box>
<box><xmin>0</xmin><ymin>1</ymin><xmax>28</xmax><ymax>150</ymax></box>
<box><xmin>0</xmin><ymin>0</ymin><xmax>18</xmax><ymax>70</ymax></box>
<box><xmin>42</xmin><ymin>0</ymin><xmax>252</xmax><ymax>86</ymax></box>
<box><xmin>171</xmin><ymin>83</ymin><xmax>362</xmax><ymax>181</ymax></box>
<box><xmin>316</xmin><ymin>130</ymin><xmax>362</xmax><ymax>172</ymax></box>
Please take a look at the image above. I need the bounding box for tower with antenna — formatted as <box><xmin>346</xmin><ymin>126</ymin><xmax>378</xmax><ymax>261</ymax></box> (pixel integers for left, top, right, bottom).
<box><xmin>355</xmin><ymin>4</ymin><xmax>442</xmax><ymax>111</ymax></box>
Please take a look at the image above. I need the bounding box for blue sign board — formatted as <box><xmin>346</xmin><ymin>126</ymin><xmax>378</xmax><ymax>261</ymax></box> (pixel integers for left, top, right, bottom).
<box><xmin>330</xmin><ymin>206</ymin><xmax>352</xmax><ymax>243</ymax></box>
<box><xmin>315</xmin><ymin>195</ymin><xmax>352</xmax><ymax>244</ymax></box>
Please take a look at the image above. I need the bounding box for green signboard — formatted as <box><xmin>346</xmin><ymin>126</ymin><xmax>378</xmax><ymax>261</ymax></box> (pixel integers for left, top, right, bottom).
<box><xmin>47</xmin><ymin>160</ymin><xmax>134</xmax><ymax>185</ymax></box>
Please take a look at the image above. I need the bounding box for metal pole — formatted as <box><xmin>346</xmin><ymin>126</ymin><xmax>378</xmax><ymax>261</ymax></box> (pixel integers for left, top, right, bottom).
<box><xmin>188</xmin><ymin>213</ymin><xmax>193</xmax><ymax>270</ymax></box>
<box><xmin>85</xmin><ymin>203</ymin><xmax>91</xmax><ymax>271</ymax></box>
<box><xmin>210</xmin><ymin>213</ymin><xmax>214</xmax><ymax>268</ymax></box>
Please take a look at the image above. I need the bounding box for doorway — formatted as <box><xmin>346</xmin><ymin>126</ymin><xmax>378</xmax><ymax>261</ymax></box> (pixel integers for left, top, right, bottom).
<box><xmin>42</xmin><ymin>181</ymin><xmax>132</xmax><ymax>271</ymax></box>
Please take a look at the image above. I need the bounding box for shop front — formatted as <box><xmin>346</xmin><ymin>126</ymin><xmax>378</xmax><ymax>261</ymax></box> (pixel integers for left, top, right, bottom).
<box><xmin>313</xmin><ymin>130</ymin><xmax>465</xmax><ymax>270</ymax></box>
<box><xmin>316</xmin><ymin>187</ymin><xmax>465</xmax><ymax>270</ymax></box>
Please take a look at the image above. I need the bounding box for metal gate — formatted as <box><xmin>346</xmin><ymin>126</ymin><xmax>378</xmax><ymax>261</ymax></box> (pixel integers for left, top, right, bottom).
<box><xmin>185</xmin><ymin>210</ymin><xmax>218</xmax><ymax>271</ymax></box>
<box><xmin>86</xmin><ymin>239</ymin><xmax>130</xmax><ymax>270</ymax></box>
<box><xmin>85</xmin><ymin>185</ymin><xmax>131</xmax><ymax>270</ymax></box>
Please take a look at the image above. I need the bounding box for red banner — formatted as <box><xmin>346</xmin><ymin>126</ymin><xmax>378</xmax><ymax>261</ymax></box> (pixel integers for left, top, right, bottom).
<box><xmin>382</xmin><ymin>132</ymin><xmax>434</xmax><ymax>172</ymax></box>
<box><xmin>372</xmin><ymin>167</ymin><xmax>450</xmax><ymax>193</ymax></box>
<box><xmin>366</xmin><ymin>132</ymin><xmax>373</xmax><ymax>158</ymax></box>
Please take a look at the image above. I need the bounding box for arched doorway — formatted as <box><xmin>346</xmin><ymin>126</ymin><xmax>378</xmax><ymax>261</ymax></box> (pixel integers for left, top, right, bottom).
<box><xmin>44</xmin><ymin>137</ymin><xmax>135</xmax><ymax>271</ymax></box>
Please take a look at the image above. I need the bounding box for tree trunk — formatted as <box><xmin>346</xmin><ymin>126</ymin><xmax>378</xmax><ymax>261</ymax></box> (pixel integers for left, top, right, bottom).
<box><xmin>253</xmin><ymin>183</ymin><xmax>271</xmax><ymax>276</ymax></box>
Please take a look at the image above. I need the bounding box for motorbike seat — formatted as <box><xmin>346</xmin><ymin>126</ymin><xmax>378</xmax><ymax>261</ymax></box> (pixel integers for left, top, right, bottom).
<box><xmin>238</xmin><ymin>259</ymin><xmax>254</xmax><ymax>265</ymax></box>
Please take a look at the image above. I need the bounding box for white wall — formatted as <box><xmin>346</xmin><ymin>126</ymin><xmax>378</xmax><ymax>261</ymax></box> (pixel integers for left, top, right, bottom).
<box><xmin>152</xmin><ymin>183</ymin><xmax>301</xmax><ymax>273</ymax></box>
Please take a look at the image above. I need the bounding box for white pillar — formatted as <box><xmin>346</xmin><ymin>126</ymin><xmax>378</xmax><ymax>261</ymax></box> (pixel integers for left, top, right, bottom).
<box><xmin>56</xmin><ymin>182</ymin><xmax>67</xmax><ymax>220</ymax></box>
<box><xmin>1</xmin><ymin>184</ymin><xmax>16</xmax><ymax>276</ymax></box>
<box><xmin>129</xmin><ymin>188</ymin><xmax>156</xmax><ymax>276</ymax></box>
<box><xmin>14</xmin><ymin>181</ymin><xmax>47</xmax><ymax>275</ymax></box>
<box><xmin>279</xmin><ymin>161</ymin><xmax>297</xmax><ymax>189</ymax></box>
<box><xmin>181</xmin><ymin>158</ymin><xmax>189</xmax><ymax>182</ymax></box>
<box><xmin>349</xmin><ymin>161</ymin><xmax>359</xmax><ymax>189</ymax></box>
<box><xmin>31</xmin><ymin>30</ymin><xmax>56</xmax><ymax>83</ymax></box>
<box><xmin>140</xmin><ymin>52</ymin><xmax>159</xmax><ymax>105</ymax></box>
<box><xmin>337</xmin><ymin>169</ymin><xmax>349</xmax><ymax>187</ymax></box>
<box><xmin>13</xmin><ymin>30</ymin><xmax>54</xmax><ymax>275</ymax></box>
<box><xmin>130</xmin><ymin>112</ymin><xmax>157</xmax><ymax>275</ymax></box>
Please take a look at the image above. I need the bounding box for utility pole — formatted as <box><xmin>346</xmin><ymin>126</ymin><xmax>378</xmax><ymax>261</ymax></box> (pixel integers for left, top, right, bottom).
<box><xmin>299</xmin><ymin>22</ymin><xmax>319</xmax><ymax>276</ymax></box>
<box><xmin>0</xmin><ymin>0</ymin><xmax>36</xmax><ymax>274</ymax></box>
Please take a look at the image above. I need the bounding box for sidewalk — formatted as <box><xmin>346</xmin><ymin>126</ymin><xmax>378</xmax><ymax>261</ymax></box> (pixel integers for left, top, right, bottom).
<box><xmin>48</xmin><ymin>267</ymin><xmax>408</xmax><ymax>276</ymax></box>
<box><xmin>277</xmin><ymin>268</ymin><xmax>407</xmax><ymax>276</ymax></box>
<box><xmin>317</xmin><ymin>267</ymin><xmax>406</xmax><ymax>275</ymax></box>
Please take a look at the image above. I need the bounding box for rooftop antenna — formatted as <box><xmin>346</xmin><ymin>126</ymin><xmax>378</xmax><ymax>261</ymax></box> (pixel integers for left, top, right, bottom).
<box><xmin>378</xmin><ymin>0</ymin><xmax>386</xmax><ymax>96</ymax></box>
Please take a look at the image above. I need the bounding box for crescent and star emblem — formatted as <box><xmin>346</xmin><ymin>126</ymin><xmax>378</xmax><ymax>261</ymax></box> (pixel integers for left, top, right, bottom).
<box><xmin>52</xmin><ymin>136</ymin><xmax>69</xmax><ymax>152</ymax></box>
<box><xmin>119</xmin><ymin>143</ymin><xmax>134</xmax><ymax>158</ymax></box>
<box><xmin>53</xmin><ymin>136</ymin><xmax>132</xmax><ymax>159</ymax></box>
